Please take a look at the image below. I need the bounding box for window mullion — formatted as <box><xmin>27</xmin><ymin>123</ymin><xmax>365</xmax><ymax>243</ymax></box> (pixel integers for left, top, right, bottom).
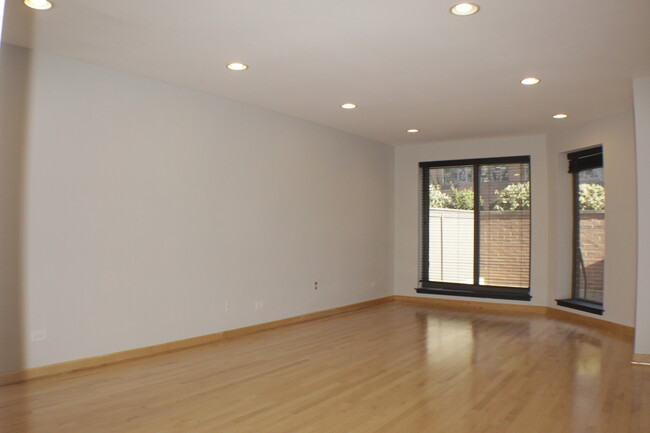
<box><xmin>473</xmin><ymin>164</ymin><xmax>480</xmax><ymax>286</ymax></box>
<box><xmin>421</xmin><ymin>167</ymin><xmax>430</xmax><ymax>284</ymax></box>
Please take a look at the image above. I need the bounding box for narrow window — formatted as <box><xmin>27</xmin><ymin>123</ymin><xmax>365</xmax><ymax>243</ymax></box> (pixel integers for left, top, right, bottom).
<box><xmin>557</xmin><ymin>147</ymin><xmax>605</xmax><ymax>314</ymax></box>
<box><xmin>418</xmin><ymin>156</ymin><xmax>531</xmax><ymax>301</ymax></box>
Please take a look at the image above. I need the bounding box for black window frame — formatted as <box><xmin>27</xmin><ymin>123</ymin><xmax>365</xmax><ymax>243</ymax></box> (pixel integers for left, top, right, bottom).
<box><xmin>416</xmin><ymin>155</ymin><xmax>532</xmax><ymax>301</ymax></box>
<box><xmin>556</xmin><ymin>146</ymin><xmax>604</xmax><ymax>315</ymax></box>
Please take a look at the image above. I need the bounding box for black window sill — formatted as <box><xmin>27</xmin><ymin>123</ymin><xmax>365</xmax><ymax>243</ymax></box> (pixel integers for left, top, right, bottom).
<box><xmin>555</xmin><ymin>299</ymin><xmax>603</xmax><ymax>315</ymax></box>
<box><xmin>416</xmin><ymin>287</ymin><xmax>531</xmax><ymax>302</ymax></box>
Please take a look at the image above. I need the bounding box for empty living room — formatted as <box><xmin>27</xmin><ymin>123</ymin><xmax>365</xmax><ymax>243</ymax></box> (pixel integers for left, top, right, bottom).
<box><xmin>1</xmin><ymin>0</ymin><xmax>650</xmax><ymax>432</ymax></box>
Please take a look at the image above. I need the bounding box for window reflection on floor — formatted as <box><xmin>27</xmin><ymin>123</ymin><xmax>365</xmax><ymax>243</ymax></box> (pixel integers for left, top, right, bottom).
<box><xmin>424</xmin><ymin>314</ymin><xmax>474</xmax><ymax>366</ymax></box>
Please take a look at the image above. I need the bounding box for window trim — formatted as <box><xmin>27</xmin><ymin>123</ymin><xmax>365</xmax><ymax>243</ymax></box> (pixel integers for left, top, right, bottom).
<box><xmin>418</xmin><ymin>155</ymin><xmax>532</xmax><ymax>301</ymax></box>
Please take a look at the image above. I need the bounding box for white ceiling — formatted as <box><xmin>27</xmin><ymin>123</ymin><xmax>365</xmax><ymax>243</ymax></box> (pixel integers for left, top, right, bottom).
<box><xmin>4</xmin><ymin>0</ymin><xmax>650</xmax><ymax>145</ymax></box>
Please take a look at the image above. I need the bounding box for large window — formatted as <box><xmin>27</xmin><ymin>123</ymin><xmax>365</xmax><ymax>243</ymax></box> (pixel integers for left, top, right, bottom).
<box><xmin>417</xmin><ymin>156</ymin><xmax>531</xmax><ymax>301</ymax></box>
<box><xmin>557</xmin><ymin>146</ymin><xmax>605</xmax><ymax>315</ymax></box>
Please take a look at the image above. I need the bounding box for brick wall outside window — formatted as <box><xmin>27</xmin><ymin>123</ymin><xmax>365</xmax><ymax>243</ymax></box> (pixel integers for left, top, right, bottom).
<box><xmin>577</xmin><ymin>212</ymin><xmax>605</xmax><ymax>302</ymax></box>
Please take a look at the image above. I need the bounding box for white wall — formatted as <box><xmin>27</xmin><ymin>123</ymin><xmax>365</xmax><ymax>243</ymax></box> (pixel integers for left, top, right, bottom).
<box><xmin>634</xmin><ymin>77</ymin><xmax>650</xmax><ymax>354</ymax></box>
<box><xmin>1</xmin><ymin>42</ymin><xmax>643</xmax><ymax>372</ymax></box>
<box><xmin>546</xmin><ymin>112</ymin><xmax>637</xmax><ymax>327</ymax></box>
<box><xmin>0</xmin><ymin>44</ymin><xmax>28</xmax><ymax>373</ymax></box>
<box><xmin>393</xmin><ymin>135</ymin><xmax>550</xmax><ymax>306</ymax></box>
<box><xmin>4</xmin><ymin>45</ymin><xmax>393</xmax><ymax>370</ymax></box>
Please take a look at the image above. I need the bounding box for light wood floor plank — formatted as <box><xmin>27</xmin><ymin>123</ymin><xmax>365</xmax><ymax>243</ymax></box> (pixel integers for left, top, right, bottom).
<box><xmin>0</xmin><ymin>302</ymin><xmax>648</xmax><ymax>432</ymax></box>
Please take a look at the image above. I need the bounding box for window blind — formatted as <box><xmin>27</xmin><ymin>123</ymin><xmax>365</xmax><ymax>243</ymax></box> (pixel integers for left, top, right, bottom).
<box><xmin>568</xmin><ymin>146</ymin><xmax>603</xmax><ymax>173</ymax></box>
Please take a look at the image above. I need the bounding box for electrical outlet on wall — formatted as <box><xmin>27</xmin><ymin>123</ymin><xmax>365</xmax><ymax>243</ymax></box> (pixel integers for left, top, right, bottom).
<box><xmin>314</xmin><ymin>281</ymin><xmax>318</xmax><ymax>290</ymax></box>
<box><xmin>254</xmin><ymin>301</ymin><xmax>264</xmax><ymax>310</ymax></box>
<box><xmin>31</xmin><ymin>329</ymin><xmax>47</xmax><ymax>343</ymax></box>
<box><xmin>224</xmin><ymin>301</ymin><xmax>230</xmax><ymax>313</ymax></box>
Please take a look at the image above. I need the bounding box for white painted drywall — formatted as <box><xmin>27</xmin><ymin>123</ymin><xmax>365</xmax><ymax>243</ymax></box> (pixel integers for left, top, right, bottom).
<box><xmin>393</xmin><ymin>135</ymin><xmax>550</xmax><ymax>306</ymax></box>
<box><xmin>546</xmin><ymin>112</ymin><xmax>637</xmax><ymax>327</ymax></box>
<box><xmin>634</xmin><ymin>77</ymin><xmax>650</xmax><ymax>354</ymax></box>
<box><xmin>8</xmin><ymin>45</ymin><xmax>393</xmax><ymax>370</ymax></box>
<box><xmin>0</xmin><ymin>44</ymin><xmax>27</xmax><ymax>373</ymax></box>
<box><xmin>1</xmin><ymin>41</ymin><xmax>643</xmax><ymax>372</ymax></box>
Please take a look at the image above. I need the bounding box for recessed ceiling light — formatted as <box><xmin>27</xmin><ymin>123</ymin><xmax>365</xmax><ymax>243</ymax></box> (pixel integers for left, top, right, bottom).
<box><xmin>406</xmin><ymin>129</ymin><xmax>420</xmax><ymax>133</ymax></box>
<box><xmin>553</xmin><ymin>113</ymin><xmax>568</xmax><ymax>119</ymax></box>
<box><xmin>341</xmin><ymin>103</ymin><xmax>357</xmax><ymax>110</ymax></box>
<box><xmin>0</xmin><ymin>0</ymin><xmax>5</xmax><ymax>44</ymax></box>
<box><xmin>521</xmin><ymin>77</ymin><xmax>541</xmax><ymax>86</ymax></box>
<box><xmin>450</xmin><ymin>3</ymin><xmax>480</xmax><ymax>16</ymax></box>
<box><xmin>24</xmin><ymin>0</ymin><xmax>52</xmax><ymax>10</ymax></box>
<box><xmin>226</xmin><ymin>62</ymin><xmax>248</xmax><ymax>71</ymax></box>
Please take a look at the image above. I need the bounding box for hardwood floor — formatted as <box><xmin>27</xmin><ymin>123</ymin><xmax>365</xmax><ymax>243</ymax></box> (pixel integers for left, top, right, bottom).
<box><xmin>1</xmin><ymin>301</ymin><xmax>648</xmax><ymax>432</ymax></box>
